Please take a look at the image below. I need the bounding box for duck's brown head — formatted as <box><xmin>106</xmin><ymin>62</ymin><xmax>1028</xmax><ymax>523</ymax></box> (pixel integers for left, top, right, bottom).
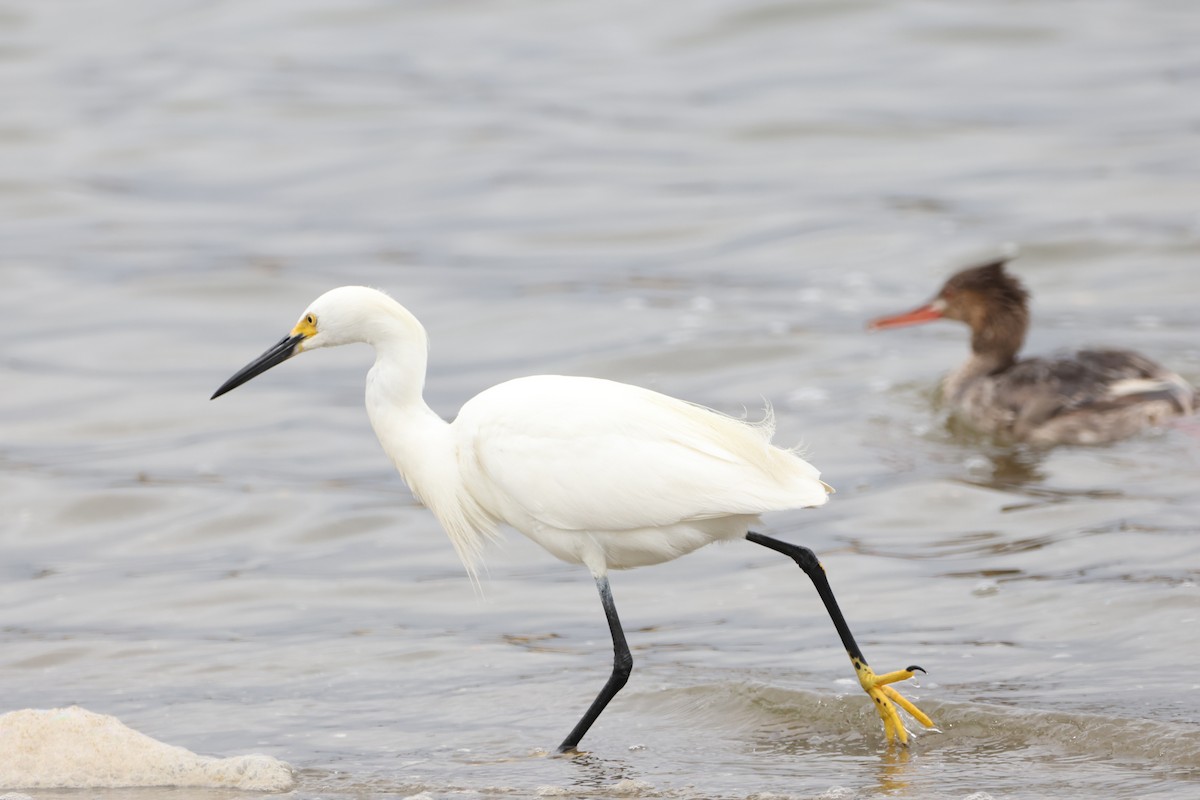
<box><xmin>868</xmin><ymin>258</ymin><xmax>1030</xmax><ymax>365</ymax></box>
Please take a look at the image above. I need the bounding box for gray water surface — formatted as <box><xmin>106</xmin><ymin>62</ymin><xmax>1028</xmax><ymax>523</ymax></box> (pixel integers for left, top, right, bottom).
<box><xmin>3</xmin><ymin>1</ymin><xmax>1200</xmax><ymax>798</ymax></box>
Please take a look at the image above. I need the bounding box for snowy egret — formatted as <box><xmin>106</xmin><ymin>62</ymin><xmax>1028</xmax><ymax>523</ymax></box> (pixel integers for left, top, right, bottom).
<box><xmin>212</xmin><ymin>286</ymin><xmax>934</xmax><ymax>752</ymax></box>
<box><xmin>868</xmin><ymin>259</ymin><xmax>1196</xmax><ymax>445</ymax></box>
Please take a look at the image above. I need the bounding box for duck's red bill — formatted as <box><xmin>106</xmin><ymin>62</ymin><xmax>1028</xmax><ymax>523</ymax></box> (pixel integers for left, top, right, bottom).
<box><xmin>867</xmin><ymin>303</ymin><xmax>943</xmax><ymax>331</ymax></box>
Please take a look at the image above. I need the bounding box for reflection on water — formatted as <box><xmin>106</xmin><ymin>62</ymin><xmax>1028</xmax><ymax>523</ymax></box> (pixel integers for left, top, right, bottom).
<box><xmin>972</xmin><ymin>446</ymin><xmax>1048</xmax><ymax>488</ymax></box>
<box><xmin>874</xmin><ymin>747</ymin><xmax>915</xmax><ymax>795</ymax></box>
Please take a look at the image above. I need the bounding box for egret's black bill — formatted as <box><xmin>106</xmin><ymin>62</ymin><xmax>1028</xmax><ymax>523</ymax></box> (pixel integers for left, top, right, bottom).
<box><xmin>211</xmin><ymin>333</ymin><xmax>306</xmax><ymax>399</ymax></box>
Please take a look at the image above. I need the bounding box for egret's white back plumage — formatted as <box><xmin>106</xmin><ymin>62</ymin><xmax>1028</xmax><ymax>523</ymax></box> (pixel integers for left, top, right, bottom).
<box><xmin>459</xmin><ymin>376</ymin><xmax>826</xmax><ymax>530</ymax></box>
<box><xmin>456</xmin><ymin>375</ymin><xmax>829</xmax><ymax>574</ymax></box>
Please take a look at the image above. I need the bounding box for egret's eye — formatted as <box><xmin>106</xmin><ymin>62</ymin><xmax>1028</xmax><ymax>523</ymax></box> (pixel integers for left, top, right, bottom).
<box><xmin>305</xmin><ymin>314</ymin><xmax>317</xmax><ymax>327</ymax></box>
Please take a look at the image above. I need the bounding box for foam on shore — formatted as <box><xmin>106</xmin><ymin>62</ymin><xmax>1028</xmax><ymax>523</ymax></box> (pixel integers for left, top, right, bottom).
<box><xmin>0</xmin><ymin>706</ymin><xmax>294</xmax><ymax>791</ymax></box>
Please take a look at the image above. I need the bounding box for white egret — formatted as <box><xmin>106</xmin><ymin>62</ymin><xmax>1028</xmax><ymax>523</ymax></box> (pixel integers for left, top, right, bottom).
<box><xmin>212</xmin><ymin>286</ymin><xmax>934</xmax><ymax>752</ymax></box>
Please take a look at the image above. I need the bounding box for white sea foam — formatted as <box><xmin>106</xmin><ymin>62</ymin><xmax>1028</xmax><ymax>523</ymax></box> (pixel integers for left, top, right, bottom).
<box><xmin>0</xmin><ymin>706</ymin><xmax>294</xmax><ymax>791</ymax></box>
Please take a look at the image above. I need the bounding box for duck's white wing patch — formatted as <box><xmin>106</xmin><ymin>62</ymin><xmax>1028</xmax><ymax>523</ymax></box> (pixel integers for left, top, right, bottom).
<box><xmin>1107</xmin><ymin>377</ymin><xmax>1176</xmax><ymax>397</ymax></box>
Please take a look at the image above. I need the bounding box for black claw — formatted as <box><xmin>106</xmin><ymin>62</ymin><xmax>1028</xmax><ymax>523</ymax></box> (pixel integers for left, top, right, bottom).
<box><xmin>906</xmin><ymin>665</ymin><xmax>926</xmax><ymax>674</ymax></box>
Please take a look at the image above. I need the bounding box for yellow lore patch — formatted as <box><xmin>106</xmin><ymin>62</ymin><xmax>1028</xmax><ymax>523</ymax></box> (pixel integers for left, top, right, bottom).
<box><xmin>290</xmin><ymin>316</ymin><xmax>318</xmax><ymax>346</ymax></box>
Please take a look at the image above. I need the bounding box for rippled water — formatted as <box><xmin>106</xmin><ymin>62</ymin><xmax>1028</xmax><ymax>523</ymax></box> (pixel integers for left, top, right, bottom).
<box><xmin>3</xmin><ymin>1</ymin><xmax>1200</xmax><ymax>798</ymax></box>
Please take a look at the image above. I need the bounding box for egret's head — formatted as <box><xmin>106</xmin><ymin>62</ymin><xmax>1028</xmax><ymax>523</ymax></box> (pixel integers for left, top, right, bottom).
<box><xmin>211</xmin><ymin>286</ymin><xmax>409</xmax><ymax>399</ymax></box>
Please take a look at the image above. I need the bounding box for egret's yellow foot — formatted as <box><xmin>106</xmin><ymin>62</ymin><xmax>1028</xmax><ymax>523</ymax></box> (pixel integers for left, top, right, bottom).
<box><xmin>853</xmin><ymin>659</ymin><xmax>934</xmax><ymax>745</ymax></box>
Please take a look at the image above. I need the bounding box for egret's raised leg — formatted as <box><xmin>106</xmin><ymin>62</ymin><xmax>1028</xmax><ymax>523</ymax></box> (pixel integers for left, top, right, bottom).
<box><xmin>556</xmin><ymin>574</ymin><xmax>633</xmax><ymax>754</ymax></box>
<box><xmin>746</xmin><ymin>531</ymin><xmax>934</xmax><ymax>744</ymax></box>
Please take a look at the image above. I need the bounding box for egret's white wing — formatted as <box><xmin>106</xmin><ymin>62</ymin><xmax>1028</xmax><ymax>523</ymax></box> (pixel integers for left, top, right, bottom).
<box><xmin>456</xmin><ymin>376</ymin><xmax>828</xmax><ymax>532</ymax></box>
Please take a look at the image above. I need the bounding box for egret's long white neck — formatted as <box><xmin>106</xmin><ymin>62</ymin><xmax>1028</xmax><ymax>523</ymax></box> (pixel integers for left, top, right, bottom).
<box><xmin>363</xmin><ymin>307</ymin><xmax>445</xmax><ymax>478</ymax></box>
<box><xmin>368</xmin><ymin>340</ymin><xmax>429</xmax><ymax>411</ymax></box>
<box><xmin>351</xmin><ymin>298</ymin><xmax>430</xmax><ymax>407</ymax></box>
<box><xmin>360</xmin><ymin>303</ymin><xmax>498</xmax><ymax>576</ymax></box>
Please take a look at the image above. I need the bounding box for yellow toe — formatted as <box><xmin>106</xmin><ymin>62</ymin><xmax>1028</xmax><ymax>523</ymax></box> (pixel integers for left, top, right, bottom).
<box><xmin>853</xmin><ymin>659</ymin><xmax>935</xmax><ymax>744</ymax></box>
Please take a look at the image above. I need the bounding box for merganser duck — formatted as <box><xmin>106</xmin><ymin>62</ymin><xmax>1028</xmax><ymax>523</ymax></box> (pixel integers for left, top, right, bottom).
<box><xmin>868</xmin><ymin>259</ymin><xmax>1195</xmax><ymax>446</ymax></box>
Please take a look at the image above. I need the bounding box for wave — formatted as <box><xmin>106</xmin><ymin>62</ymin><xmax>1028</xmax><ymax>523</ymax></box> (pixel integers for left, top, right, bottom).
<box><xmin>635</xmin><ymin>681</ymin><xmax>1200</xmax><ymax>769</ymax></box>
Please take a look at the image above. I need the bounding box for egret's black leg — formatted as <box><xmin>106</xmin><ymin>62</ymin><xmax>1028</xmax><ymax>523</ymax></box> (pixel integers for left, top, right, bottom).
<box><xmin>746</xmin><ymin>531</ymin><xmax>934</xmax><ymax>743</ymax></box>
<box><xmin>746</xmin><ymin>531</ymin><xmax>869</xmax><ymax>663</ymax></box>
<box><xmin>556</xmin><ymin>574</ymin><xmax>632</xmax><ymax>754</ymax></box>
